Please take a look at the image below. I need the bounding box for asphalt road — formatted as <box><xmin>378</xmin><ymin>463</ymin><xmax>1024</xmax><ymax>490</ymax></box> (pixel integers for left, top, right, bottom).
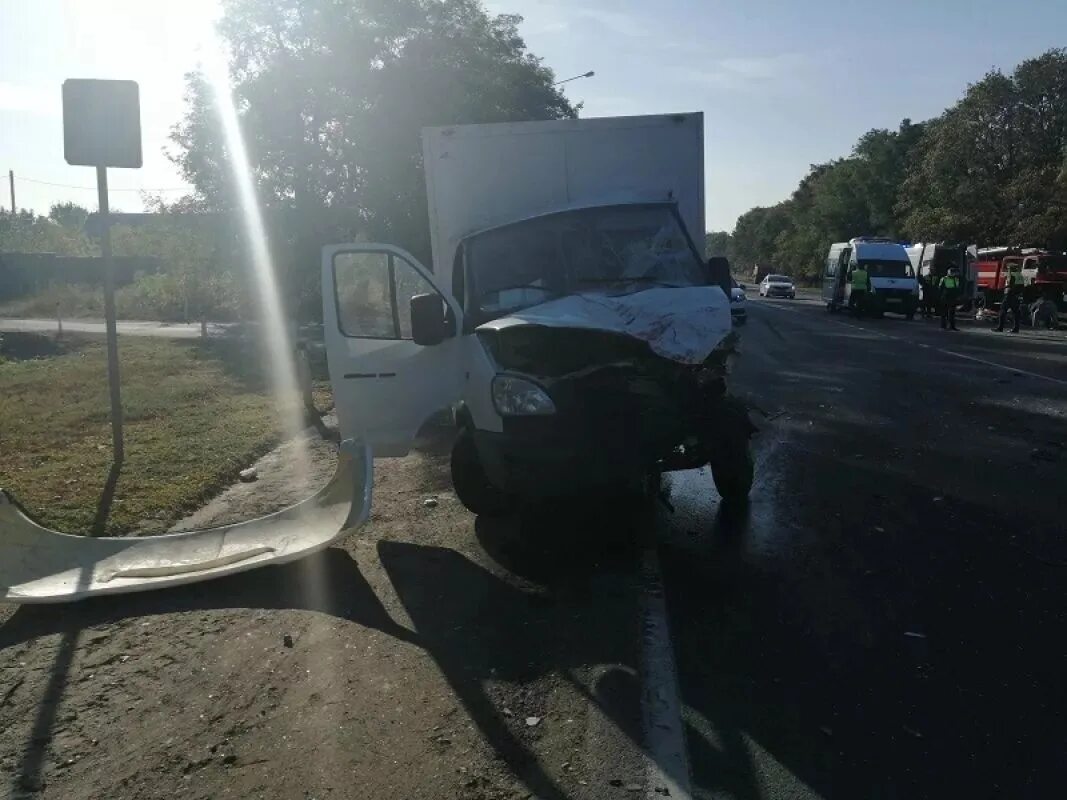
<box><xmin>658</xmin><ymin>297</ymin><xmax>1067</xmax><ymax>799</ymax></box>
<box><xmin>0</xmin><ymin>317</ymin><xmax>231</xmax><ymax>338</ymax></box>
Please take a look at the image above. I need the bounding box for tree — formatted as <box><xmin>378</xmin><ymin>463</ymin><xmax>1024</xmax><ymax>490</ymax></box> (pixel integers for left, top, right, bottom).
<box><xmin>170</xmin><ymin>0</ymin><xmax>577</xmax><ymax>303</ymax></box>
<box><xmin>899</xmin><ymin>49</ymin><xmax>1067</xmax><ymax>248</ymax></box>
<box><xmin>705</xmin><ymin>231</ymin><xmax>731</xmax><ymax>258</ymax></box>
<box><xmin>0</xmin><ymin>209</ymin><xmax>95</xmax><ymax>256</ymax></box>
<box><xmin>48</xmin><ymin>202</ymin><xmax>90</xmax><ymax>230</ymax></box>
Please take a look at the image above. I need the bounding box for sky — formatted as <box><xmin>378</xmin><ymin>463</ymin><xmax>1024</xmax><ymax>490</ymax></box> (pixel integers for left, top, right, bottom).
<box><xmin>1</xmin><ymin>0</ymin><xmax>1065</xmax><ymax>232</ymax></box>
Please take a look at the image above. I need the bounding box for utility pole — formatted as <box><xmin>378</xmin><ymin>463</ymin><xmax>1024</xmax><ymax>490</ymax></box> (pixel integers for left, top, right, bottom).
<box><xmin>8</xmin><ymin>170</ymin><xmax>14</xmax><ymax>213</ymax></box>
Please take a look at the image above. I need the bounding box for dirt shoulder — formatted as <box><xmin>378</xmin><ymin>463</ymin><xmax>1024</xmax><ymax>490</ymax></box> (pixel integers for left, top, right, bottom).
<box><xmin>1</xmin><ymin>422</ymin><xmax>650</xmax><ymax>800</ymax></box>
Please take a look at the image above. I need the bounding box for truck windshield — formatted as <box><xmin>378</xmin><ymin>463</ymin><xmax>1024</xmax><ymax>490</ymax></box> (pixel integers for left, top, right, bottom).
<box><xmin>861</xmin><ymin>259</ymin><xmax>913</xmax><ymax>279</ymax></box>
<box><xmin>465</xmin><ymin>205</ymin><xmax>706</xmax><ymax>322</ymax></box>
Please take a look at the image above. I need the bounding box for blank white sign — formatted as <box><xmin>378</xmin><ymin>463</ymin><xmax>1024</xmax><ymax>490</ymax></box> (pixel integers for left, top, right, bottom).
<box><xmin>62</xmin><ymin>79</ymin><xmax>142</xmax><ymax>168</ymax></box>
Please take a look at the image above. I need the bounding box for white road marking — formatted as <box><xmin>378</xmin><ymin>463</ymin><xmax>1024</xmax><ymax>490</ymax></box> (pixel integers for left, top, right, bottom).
<box><xmin>753</xmin><ymin>300</ymin><xmax>1067</xmax><ymax>388</ymax></box>
<box><xmin>639</xmin><ymin>545</ymin><xmax>692</xmax><ymax>800</ymax></box>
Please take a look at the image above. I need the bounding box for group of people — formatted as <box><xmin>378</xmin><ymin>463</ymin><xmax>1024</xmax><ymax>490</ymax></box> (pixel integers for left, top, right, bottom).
<box><xmin>861</xmin><ymin>261</ymin><xmax>1053</xmax><ymax>332</ymax></box>
<box><xmin>915</xmin><ymin>268</ymin><xmax>964</xmax><ymax>330</ymax></box>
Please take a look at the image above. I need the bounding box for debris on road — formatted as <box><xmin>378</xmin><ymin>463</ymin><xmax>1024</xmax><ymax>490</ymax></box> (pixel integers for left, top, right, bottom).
<box><xmin>524</xmin><ymin>716</ymin><xmax>541</xmax><ymax>727</ymax></box>
<box><xmin>422</xmin><ymin>496</ymin><xmax>439</xmax><ymax>508</ymax></box>
<box><xmin>904</xmin><ymin>631</ymin><xmax>927</xmax><ymax>639</ymax></box>
<box><xmin>1030</xmin><ymin>447</ymin><xmax>1059</xmax><ymax>463</ymax></box>
<box><xmin>238</xmin><ymin>467</ymin><xmax>258</xmax><ymax>482</ymax></box>
<box><xmin>282</xmin><ymin>634</ymin><xmax>294</xmax><ymax>648</ymax></box>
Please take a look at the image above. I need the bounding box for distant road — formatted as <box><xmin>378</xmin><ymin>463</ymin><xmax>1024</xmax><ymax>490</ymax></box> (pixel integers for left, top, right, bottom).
<box><xmin>0</xmin><ymin>318</ymin><xmax>232</xmax><ymax>339</ymax></box>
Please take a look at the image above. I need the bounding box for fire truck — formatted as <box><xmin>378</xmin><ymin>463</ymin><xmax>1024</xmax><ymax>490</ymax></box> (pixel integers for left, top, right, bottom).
<box><xmin>975</xmin><ymin>247</ymin><xmax>1067</xmax><ymax>310</ymax></box>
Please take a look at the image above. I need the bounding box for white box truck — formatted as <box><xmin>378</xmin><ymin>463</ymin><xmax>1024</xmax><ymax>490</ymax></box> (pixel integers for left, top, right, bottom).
<box><xmin>321</xmin><ymin>113</ymin><xmax>751</xmax><ymax>514</ymax></box>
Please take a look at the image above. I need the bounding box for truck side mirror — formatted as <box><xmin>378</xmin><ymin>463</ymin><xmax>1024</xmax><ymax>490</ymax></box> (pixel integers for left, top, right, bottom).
<box><xmin>410</xmin><ymin>293</ymin><xmax>450</xmax><ymax>346</ymax></box>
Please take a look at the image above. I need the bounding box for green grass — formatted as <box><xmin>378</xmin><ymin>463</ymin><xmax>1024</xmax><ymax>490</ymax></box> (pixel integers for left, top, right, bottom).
<box><xmin>0</xmin><ymin>333</ymin><xmax>298</xmax><ymax>536</ymax></box>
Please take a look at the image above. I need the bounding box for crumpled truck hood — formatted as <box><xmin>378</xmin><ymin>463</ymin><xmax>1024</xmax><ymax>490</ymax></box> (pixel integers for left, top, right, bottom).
<box><xmin>476</xmin><ymin>286</ymin><xmax>733</xmax><ymax>365</ymax></box>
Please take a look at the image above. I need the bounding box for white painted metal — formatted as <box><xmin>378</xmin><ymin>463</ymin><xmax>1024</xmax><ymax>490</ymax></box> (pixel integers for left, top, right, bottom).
<box><xmin>322</xmin><ymin>244</ymin><xmax>465</xmax><ymax>455</ymax></box>
<box><xmin>422</xmin><ymin>113</ymin><xmax>706</xmax><ymax>286</ymax></box>
<box><xmin>0</xmin><ymin>441</ymin><xmax>372</xmax><ymax>604</ymax></box>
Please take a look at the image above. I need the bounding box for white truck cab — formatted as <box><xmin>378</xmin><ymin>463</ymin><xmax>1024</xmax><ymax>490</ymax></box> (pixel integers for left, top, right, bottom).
<box><xmin>321</xmin><ymin>114</ymin><xmax>753</xmax><ymax>513</ymax></box>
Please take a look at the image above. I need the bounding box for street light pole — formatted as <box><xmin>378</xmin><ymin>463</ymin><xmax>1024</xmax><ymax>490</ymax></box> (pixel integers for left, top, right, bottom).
<box><xmin>553</xmin><ymin>70</ymin><xmax>595</xmax><ymax>87</ymax></box>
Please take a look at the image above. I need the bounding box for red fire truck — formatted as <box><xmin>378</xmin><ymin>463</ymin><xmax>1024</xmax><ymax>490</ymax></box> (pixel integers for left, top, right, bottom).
<box><xmin>975</xmin><ymin>247</ymin><xmax>1067</xmax><ymax>310</ymax></box>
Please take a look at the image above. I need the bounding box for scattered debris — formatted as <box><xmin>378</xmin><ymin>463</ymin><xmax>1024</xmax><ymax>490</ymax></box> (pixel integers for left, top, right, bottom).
<box><xmin>904</xmin><ymin>631</ymin><xmax>927</xmax><ymax>639</ymax></box>
<box><xmin>625</xmin><ymin>783</ymin><xmax>643</xmax><ymax>792</ymax></box>
<box><xmin>609</xmin><ymin>779</ymin><xmax>624</xmax><ymax>787</ymax></box>
<box><xmin>222</xmin><ymin>753</ymin><xmax>237</xmax><ymax>765</ymax></box>
<box><xmin>238</xmin><ymin>467</ymin><xmax>258</xmax><ymax>482</ymax></box>
<box><xmin>903</xmin><ymin>725</ymin><xmax>924</xmax><ymax>739</ymax></box>
<box><xmin>1030</xmin><ymin>447</ymin><xmax>1059</xmax><ymax>463</ymax></box>
<box><xmin>524</xmin><ymin>716</ymin><xmax>541</xmax><ymax>727</ymax></box>
<box><xmin>501</xmin><ymin>707</ymin><xmax>514</xmax><ymax>717</ymax></box>
<box><xmin>654</xmin><ymin>788</ymin><xmax>671</xmax><ymax>796</ymax></box>
<box><xmin>282</xmin><ymin>634</ymin><xmax>294</xmax><ymax>648</ymax></box>
<box><xmin>819</xmin><ymin>726</ymin><xmax>833</xmax><ymax>737</ymax></box>
<box><xmin>422</xmin><ymin>497</ymin><xmax>439</xmax><ymax>508</ymax></box>
<box><xmin>874</xmin><ymin>526</ymin><xmax>885</xmax><ymax>533</ymax></box>
<box><xmin>933</xmin><ymin>496</ymin><xmax>943</xmax><ymax>502</ymax></box>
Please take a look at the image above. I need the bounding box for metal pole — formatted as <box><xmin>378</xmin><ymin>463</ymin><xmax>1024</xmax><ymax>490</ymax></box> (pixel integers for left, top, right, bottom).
<box><xmin>8</xmin><ymin>170</ymin><xmax>14</xmax><ymax>212</ymax></box>
<box><xmin>96</xmin><ymin>165</ymin><xmax>124</xmax><ymax>463</ymax></box>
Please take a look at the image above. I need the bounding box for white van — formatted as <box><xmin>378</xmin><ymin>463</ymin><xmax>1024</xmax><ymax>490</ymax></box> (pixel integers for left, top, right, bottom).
<box><xmin>823</xmin><ymin>237</ymin><xmax>918</xmax><ymax>318</ymax></box>
<box><xmin>321</xmin><ymin>113</ymin><xmax>754</xmax><ymax>514</ymax></box>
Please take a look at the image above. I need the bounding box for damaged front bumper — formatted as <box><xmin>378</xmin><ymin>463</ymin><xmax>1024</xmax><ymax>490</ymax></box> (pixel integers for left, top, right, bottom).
<box><xmin>475</xmin><ymin>328</ymin><xmax>739</xmax><ymax>497</ymax></box>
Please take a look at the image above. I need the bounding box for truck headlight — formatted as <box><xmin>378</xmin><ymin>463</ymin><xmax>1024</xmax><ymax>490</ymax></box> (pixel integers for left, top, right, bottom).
<box><xmin>492</xmin><ymin>375</ymin><xmax>556</xmax><ymax>416</ymax></box>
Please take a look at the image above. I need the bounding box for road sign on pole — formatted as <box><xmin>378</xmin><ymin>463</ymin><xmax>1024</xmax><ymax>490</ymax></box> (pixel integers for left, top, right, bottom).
<box><xmin>62</xmin><ymin>79</ymin><xmax>143</xmax><ymax>465</ymax></box>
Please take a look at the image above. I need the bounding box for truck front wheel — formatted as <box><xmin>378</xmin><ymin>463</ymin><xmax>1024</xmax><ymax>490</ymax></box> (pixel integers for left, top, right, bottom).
<box><xmin>707</xmin><ymin>398</ymin><xmax>755</xmax><ymax>506</ymax></box>
<box><xmin>451</xmin><ymin>429</ymin><xmax>515</xmax><ymax>517</ymax></box>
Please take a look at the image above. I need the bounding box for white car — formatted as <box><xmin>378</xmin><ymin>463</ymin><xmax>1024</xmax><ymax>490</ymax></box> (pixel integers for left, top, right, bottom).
<box><xmin>759</xmin><ymin>274</ymin><xmax>796</xmax><ymax>299</ymax></box>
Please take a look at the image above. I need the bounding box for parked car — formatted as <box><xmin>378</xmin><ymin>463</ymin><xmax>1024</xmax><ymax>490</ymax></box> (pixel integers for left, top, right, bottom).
<box><xmin>730</xmin><ymin>278</ymin><xmax>747</xmax><ymax>325</ymax></box>
<box><xmin>759</xmin><ymin>274</ymin><xmax>796</xmax><ymax>298</ymax></box>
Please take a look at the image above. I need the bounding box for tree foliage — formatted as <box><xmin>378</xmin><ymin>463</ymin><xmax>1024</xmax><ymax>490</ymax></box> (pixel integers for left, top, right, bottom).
<box><xmin>170</xmin><ymin>0</ymin><xmax>577</xmax><ymax>273</ymax></box>
<box><xmin>0</xmin><ymin>209</ymin><xmax>95</xmax><ymax>256</ymax></box>
<box><xmin>728</xmin><ymin>48</ymin><xmax>1067</xmax><ymax>283</ymax></box>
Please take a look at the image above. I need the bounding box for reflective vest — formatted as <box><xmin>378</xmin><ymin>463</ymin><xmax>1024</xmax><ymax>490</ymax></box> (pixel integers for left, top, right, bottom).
<box><xmin>851</xmin><ymin>268</ymin><xmax>869</xmax><ymax>290</ymax></box>
<box><xmin>939</xmin><ymin>275</ymin><xmax>959</xmax><ymax>291</ymax></box>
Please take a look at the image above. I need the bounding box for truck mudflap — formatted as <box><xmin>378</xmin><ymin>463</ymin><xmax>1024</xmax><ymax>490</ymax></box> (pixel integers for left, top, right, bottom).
<box><xmin>0</xmin><ymin>439</ymin><xmax>372</xmax><ymax>604</ymax></box>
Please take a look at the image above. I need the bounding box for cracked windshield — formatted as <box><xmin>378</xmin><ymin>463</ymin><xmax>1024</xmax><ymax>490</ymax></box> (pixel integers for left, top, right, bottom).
<box><xmin>1</xmin><ymin>1</ymin><xmax>1065</xmax><ymax>799</ymax></box>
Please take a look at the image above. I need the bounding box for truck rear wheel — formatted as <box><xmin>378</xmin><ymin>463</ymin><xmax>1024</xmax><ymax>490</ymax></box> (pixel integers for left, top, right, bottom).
<box><xmin>451</xmin><ymin>428</ymin><xmax>514</xmax><ymax>517</ymax></box>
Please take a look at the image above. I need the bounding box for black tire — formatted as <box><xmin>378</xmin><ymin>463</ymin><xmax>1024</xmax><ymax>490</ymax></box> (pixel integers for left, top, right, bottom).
<box><xmin>451</xmin><ymin>428</ymin><xmax>514</xmax><ymax>516</ymax></box>
<box><xmin>708</xmin><ymin>399</ymin><xmax>755</xmax><ymax>506</ymax></box>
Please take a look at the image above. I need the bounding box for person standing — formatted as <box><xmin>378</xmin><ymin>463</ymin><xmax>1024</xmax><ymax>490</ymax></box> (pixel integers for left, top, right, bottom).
<box><xmin>938</xmin><ymin>267</ymin><xmax>961</xmax><ymax>330</ymax></box>
<box><xmin>994</xmin><ymin>262</ymin><xmax>1025</xmax><ymax>333</ymax></box>
<box><xmin>848</xmin><ymin>263</ymin><xmax>871</xmax><ymax>317</ymax></box>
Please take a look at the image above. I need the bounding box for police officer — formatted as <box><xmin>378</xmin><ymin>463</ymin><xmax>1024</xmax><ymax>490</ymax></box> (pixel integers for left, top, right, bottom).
<box><xmin>849</xmin><ymin>263</ymin><xmax>871</xmax><ymax>317</ymax></box>
<box><xmin>938</xmin><ymin>267</ymin><xmax>961</xmax><ymax>330</ymax></box>
<box><xmin>994</xmin><ymin>262</ymin><xmax>1025</xmax><ymax>333</ymax></box>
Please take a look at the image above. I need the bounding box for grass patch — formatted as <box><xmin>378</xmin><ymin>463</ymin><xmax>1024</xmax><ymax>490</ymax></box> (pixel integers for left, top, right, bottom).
<box><xmin>0</xmin><ymin>333</ymin><xmax>299</xmax><ymax>536</ymax></box>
